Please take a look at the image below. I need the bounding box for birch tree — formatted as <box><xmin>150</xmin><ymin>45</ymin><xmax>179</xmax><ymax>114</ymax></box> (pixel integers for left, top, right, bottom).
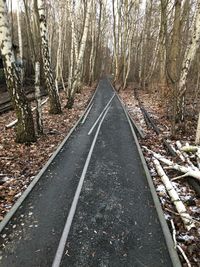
<box><xmin>0</xmin><ymin>0</ymin><xmax>36</xmax><ymax>143</ymax></box>
<box><xmin>112</xmin><ymin>0</ymin><xmax>119</xmax><ymax>83</ymax></box>
<box><xmin>94</xmin><ymin>0</ymin><xmax>103</xmax><ymax>81</ymax></box>
<box><xmin>16</xmin><ymin>0</ymin><xmax>24</xmax><ymax>82</ymax></box>
<box><xmin>165</xmin><ymin>0</ymin><xmax>182</xmax><ymax>134</ymax></box>
<box><xmin>67</xmin><ymin>0</ymin><xmax>92</xmax><ymax>108</ymax></box>
<box><xmin>195</xmin><ymin>113</ymin><xmax>200</xmax><ymax>144</ymax></box>
<box><xmin>89</xmin><ymin>0</ymin><xmax>96</xmax><ymax>85</ymax></box>
<box><xmin>159</xmin><ymin>0</ymin><xmax>168</xmax><ymax>90</ymax></box>
<box><xmin>177</xmin><ymin>0</ymin><xmax>200</xmax><ymax>121</ymax></box>
<box><xmin>37</xmin><ymin>0</ymin><xmax>62</xmax><ymax>114</ymax></box>
<box><xmin>55</xmin><ymin>0</ymin><xmax>67</xmax><ymax>93</ymax></box>
<box><xmin>68</xmin><ymin>0</ymin><xmax>76</xmax><ymax>94</ymax></box>
<box><xmin>122</xmin><ymin>1</ymin><xmax>137</xmax><ymax>89</ymax></box>
<box><xmin>35</xmin><ymin>61</ymin><xmax>43</xmax><ymax>134</ymax></box>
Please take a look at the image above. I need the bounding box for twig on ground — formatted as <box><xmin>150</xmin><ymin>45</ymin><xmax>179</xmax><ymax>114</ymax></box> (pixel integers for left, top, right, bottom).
<box><xmin>170</xmin><ymin>219</ymin><xmax>177</xmax><ymax>249</ymax></box>
<box><xmin>177</xmin><ymin>245</ymin><xmax>192</xmax><ymax>267</ymax></box>
<box><xmin>165</xmin><ymin>208</ymin><xmax>200</xmax><ymax>225</ymax></box>
<box><xmin>171</xmin><ymin>173</ymin><xmax>190</xmax><ymax>181</ymax></box>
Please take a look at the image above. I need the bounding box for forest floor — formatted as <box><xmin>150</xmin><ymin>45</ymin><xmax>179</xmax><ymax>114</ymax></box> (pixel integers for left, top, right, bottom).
<box><xmin>119</xmin><ymin>84</ymin><xmax>200</xmax><ymax>267</ymax></box>
<box><xmin>0</xmin><ymin>85</ymin><xmax>95</xmax><ymax>221</ymax></box>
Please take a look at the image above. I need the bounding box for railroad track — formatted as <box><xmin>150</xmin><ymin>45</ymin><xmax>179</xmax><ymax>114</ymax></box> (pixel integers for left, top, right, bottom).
<box><xmin>0</xmin><ymin>89</ymin><xmax>48</xmax><ymax>114</ymax></box>
<box><xmin>0</xmin><ymin>78</ymin><xmax>180</xmax><ymax>267</ymax></box>
<box><xmin>0</xmin><ymin>99</ymin><xmax>13</xmax><ymax>113</ymax></box>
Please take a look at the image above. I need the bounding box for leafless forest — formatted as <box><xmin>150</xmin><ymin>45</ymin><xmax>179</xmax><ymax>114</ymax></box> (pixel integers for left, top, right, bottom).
<box><xmin>0</xmin><ymin>1</ymin><xmax>200</xmax><ymax>266</ymax></box>
<box><xmin>0</xmin><ymin>0</ymin><xmax>200</xmax><ymax>142</ymax></box>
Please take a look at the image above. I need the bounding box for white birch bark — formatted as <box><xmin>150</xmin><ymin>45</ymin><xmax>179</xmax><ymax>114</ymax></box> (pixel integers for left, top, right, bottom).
<box><xmin>144</xmin><ymin>33</ymin><xmax>160</xmax><ymax>83</ymax></box>
<box><xmin>0</xmin><ymin>0</ymin><xmax>36</xmax><ymax>143</ymax></box>
<box><xmin>37</xmin><ymin>0</ymin><xmax>62</xmax><ymax>114</ymax></box>
<box><xmin>35</xmin><ymin>61</ymin><xmax>43</xmax><ymax>135</ymax></box>
<box><xmin>122</xmin><ymin>0</ymin><xmax>134</xmax><ymax>89</ymax></box>
<box><xmin>67</xmin><ymin>0</ymin><xmax>92</xmax><ymax>108</ymax></box>
<box><xmin>112</xmin><ymin>0</ymin><xmax>119</xmax><ymax>82</ymax></box>
<box><xmin>55</xmin><ymin>1</ymin><xmax>67</xmax><ymax>94</ymax></box>
<box><xmin>180</xmin><ymin>3</ymin><xmax>200</xmax><ymax>72</ymax></box>
<box><xmin>159</xmin><ymin>0</ymin><xmax>167</xmax><ymax>85</ymax></box>
<box><xmin>16</xmin><ymin>0</ymin><xmax>24</xmax><ymax>82</ymax></box>
<box><xmin>177</xmin><ymin>0</ymin><xmax>200</xmax><ymax>119</ymax></box>
<box><xmin>153</xmin><ymin>158</ymin><xmax>195</xmax><ymax>231</ymax></box>
<box><xmin>123</xmin><ymin>26</ymin><xmax>133</xmax><ymax>89</ymax></box>
<box><xmin>89</xmin><ymin>0</ymin><xmax>96</xmax><ymax>85</ymax></box>
<box><xmin>195</xmin><ymin>113</ymin><xmax>200</xmax><ymax>144</ymax></box>
<box><xmin>68</xmin><ymin>0</ymin><xmax>75</xmax><ymax>94</ymax></box>
<box><xmin>144</xmin><ymin>147</ymin><xmax>200</xmax><ymax>181</ymax></box>
<box><xmin>55</xmin><ymin>19</ymin><xmax>62</xmax><ymax>91</ymax></box>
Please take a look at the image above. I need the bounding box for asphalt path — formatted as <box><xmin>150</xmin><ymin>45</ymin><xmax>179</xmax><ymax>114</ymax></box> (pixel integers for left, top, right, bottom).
<box><xmin>0</xmin><ymin>78</ymin><xmax>176</xmax><ymax>267</ymax></box>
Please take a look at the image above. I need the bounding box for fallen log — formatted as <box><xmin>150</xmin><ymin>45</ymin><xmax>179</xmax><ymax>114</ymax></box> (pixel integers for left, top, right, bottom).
<box><xmin>128</xmin><ymin>113</ymin><xmax>145</xmax><ymax>139</ymax></box>
<box><xmin>141</xmin><ymin>106</ymin><xmax>152</xmax><ymax>129</ymax></box>
<box><xmin>176</xmin><ymin>141</ymin><xmax>197</xmax><ymax>170</ymax></box>
<box><xmin>187</xmin><ymin>178</ymin><xmax>200</xmax><ymax>197</ymax></box>
<box><xmin>181</xmin><ymin>146</ymin><xmax>198</xmax><ymax>153</ymax></box>
<box><xmin>142</xmin><ymin>108</ymin><xmax>160</xmax><ymax>135</ymax></box>
<box><xmin>174</xmin><ymin>145</ymin><xmax>186</xmax><ymax>163</ymax></box>
<box><xmin>163</xmin><ymin>139</ymin><xmax>177</xmax><ymax>157</ymax></box>
<box><xmin>143</xmin><ymin>147</ymin><xmax>200</xmax><ymax>182</ymax></box>
<box><xmin>153</xmin><ymin>158</ymin><xmax>195</xmax><ymax>231</ymax></box>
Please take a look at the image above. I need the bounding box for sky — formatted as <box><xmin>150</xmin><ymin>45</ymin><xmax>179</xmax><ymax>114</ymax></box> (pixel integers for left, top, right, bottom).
<box><xmin>7</xmin><ymin>0</ymin><xmax>18</xmax><ymax>10</ymax></box>
<box><xmin>9</xmin><ymin>0</ymin><xmax>146</xmax><ymax>11</ymax></box>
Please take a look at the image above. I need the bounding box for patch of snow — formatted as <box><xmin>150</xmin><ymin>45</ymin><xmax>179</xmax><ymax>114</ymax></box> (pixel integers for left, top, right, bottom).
<box><xmin>156</xmin><ymin>184</ymin><xmax>166</xmax><ymax>193</ymax></box>
<box><xmin>178</xmin><ymin>234</ymin><xmax>195</xmax><ymax>241</ymax></box>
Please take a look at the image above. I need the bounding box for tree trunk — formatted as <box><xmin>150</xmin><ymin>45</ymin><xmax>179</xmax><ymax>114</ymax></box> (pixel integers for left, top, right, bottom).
<box><xmin>16</xmin><ymin>0</ymin><xmax>24</xmax><ymax>82</ymax></box>
<box><xmin>166</xmin><ymin>0</ymin><xmax>182</xmax><ymax>135</ymax></box>
<box><xmin>159</xmin><ymin>0</ymin><xmax>167</xmax><ymax>94</ymax></box>
<box><xmin>94</xmin><ymin>0</ymin><xmax>102</xmax><ymax>80</ymax></box>
<box><xmin>153</xmin><ymin>158</ymin><xmax>195</xmax><ymax>231</ymax></box>
<box><xmin>23</xmin><ymin>0</ymin><xmax>36</xmax><ymax>66</ymax></box>
<box><xmin>140</xmin><ymin>0</ymin><xmax>153</xmax><ymax>88</ymax></box>
<box><xmin>0</xmin><ymin>0</ymin><xmax>36</xmax><ymax>143</ymax></box>
<box><xmin>89</xmin><ymin>0</ymin><xmax>96</xmax><ymax>86</ymax></box>
<box><xmin>68</xmin><ymin>0</ymin><xmax>76</xmax><ymax>96</ymax></box>
<box><xmin>112</xmin><ymin>0</ymin><xmax>120</xmax><ymax>83</ymax></box>
<box><xmin>35</xmin><ymin>61</ymin><xmax>43</xmax><ymax>135</ymax></box>
<box><xmin>37</xmin><ymin>0</ymin><xmax>62</xmax><ymax>114</ymax></box>
<box><xmin>67</xmin><ymin>0</ymin><xmax>92</xmax><ymax>108</ymax></box>
<box><xmin>55</xmin><ymin>2</ymin><xmax>66</xmax><ymax>94</ymax></box>
<box><xmin>177</xmin><ymin>0</ymin><xmax>200</xmax><ymax>121</ymax></box>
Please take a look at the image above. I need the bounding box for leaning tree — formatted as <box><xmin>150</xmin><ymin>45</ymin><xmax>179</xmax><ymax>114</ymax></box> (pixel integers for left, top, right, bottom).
<box><xmin>0</xmin><ymin>0</ymin><xmax>36</xmax><ymax>143</ymax></box>
<box><xmin>37</xmin><ymin>0</ymin><xmax>62</xmax><ymax>114</ymax></box>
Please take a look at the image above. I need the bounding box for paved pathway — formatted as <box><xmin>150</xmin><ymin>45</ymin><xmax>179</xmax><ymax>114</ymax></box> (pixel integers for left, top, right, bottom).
<box><xmin>0</xmin><ymin>79</ymin><xmax>179</xmax><ymax>267</ymax></box>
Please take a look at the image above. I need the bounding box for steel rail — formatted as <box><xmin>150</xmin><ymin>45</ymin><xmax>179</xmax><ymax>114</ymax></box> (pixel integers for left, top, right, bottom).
<box><xmin>52</xmin><ymin>106</ymin><xmax>111</xmax><ymax>267</ymax></box>
<box><xmin>81</xmin><ymin>103</ymin><xmax>94</xmax><ymax>124</ymax></box>
<box><xmin>0</xmin><ymin>83</ymin><xmax>99</xmax><ymax>233</ymax></box>
<box><xmin>134</xmin><ymin>88</ymin><xmax>200</xmax><ymax>196</ymax></box>
<box><xmin>107</xmin><ymin>78</ymin><xmax>182</xmax><ymax>267</ymax></box>
<box><xmin>88</xmin><ymin>93</ymin><xmax>115</xmax><ymax>135</ymax></box>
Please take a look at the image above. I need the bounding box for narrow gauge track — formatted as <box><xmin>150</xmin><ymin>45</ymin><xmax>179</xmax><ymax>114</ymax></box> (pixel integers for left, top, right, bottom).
<box><xmin>0</xmin><ymin>88</ymin><xmax>48</xmax><ymax>114</ymax></box>
<box><xmin>0</xmin><ymin>78</ymin><xmax>180</xmax><ymax>267</ymax></box>
<box><xmin>134</xmin><ymin>89</ymin><xmax>200</xmax><ymax>197</ymax></box>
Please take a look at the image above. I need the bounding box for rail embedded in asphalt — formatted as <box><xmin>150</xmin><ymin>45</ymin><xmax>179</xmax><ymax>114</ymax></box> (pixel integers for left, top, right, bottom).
<box><xmin>52</xmin><ymin>106</ymin><xmax>111</xmax><ymax>267</ymax></box>
<box><xmin>88</xmin><ymin>93</ymin><xmax>115</xmax><ymax>135</ymax></box>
